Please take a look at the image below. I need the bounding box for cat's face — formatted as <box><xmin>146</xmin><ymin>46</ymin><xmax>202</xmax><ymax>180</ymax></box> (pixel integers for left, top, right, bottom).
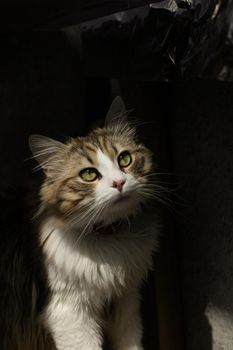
<box><xmin>30</xmin><ymin>97</ymin><xmax>153</xmax><ymax>230</ymax></box>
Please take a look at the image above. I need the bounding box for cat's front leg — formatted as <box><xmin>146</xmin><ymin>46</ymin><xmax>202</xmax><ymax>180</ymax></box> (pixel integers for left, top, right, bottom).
<box><xmin>109</xmin><ymin>290</ymin><xmax>143</xmax><ymax>350</ymax></box>
<box><xmin>44</xmin><ymin>299</ymin><xmax>103</xmax><ymax>350</ymax></box>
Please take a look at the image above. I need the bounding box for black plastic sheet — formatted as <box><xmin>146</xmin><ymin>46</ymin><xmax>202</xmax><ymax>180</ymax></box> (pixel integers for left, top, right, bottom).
<box><xmin>61</xmin><ymin>0</ymin><xmax>233</xmax><ymax>81</ymax></box>
<box><xmin>0</xmin><ymin>0</ymin><xmax>233</xmax><ymax>81</ymax></box>
<box><xmin>74</xmin><ymin>2</ymin><xmax>189</xmax><ymax>80</ymax></box>
<box><xmin>182</xmin><ymin>0</ymin><xmax>233</xmax><ymax>80</ymax></box>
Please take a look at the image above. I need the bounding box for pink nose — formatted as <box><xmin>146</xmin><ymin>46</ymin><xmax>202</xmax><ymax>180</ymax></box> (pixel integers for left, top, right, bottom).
<box><xmin>111</xmin><ymin>179</ymin><xmax>126</xmax><ymax>192</ymax></box>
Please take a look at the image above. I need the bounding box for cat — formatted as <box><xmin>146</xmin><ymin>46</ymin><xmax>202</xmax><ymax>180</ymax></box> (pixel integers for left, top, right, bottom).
<box><xmin>0</xmin><ymin>96</ymin><xmax>159</xmax><ymax>350</ymax></box>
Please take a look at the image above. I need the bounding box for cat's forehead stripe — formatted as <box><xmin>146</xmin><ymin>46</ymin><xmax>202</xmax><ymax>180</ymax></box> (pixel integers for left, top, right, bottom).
<box><xmin>84</xmin><ymin>144</ymin><xmax>97</xmax><ymax>153</ymax></box>
<box><xmin>91</xmin><ymin>131</ymin><xmax>118</xmax><ymax>152</ymax></box>
<box><xmin>97</xmin><ymin>135</ymin><xmax>117</xmax><ymax>159</ymax></box>
<box><xmin>88</xmin><ymin>134</ymin><xmax>104</xmax><ymax>153</ymax></box>
<box><xmin>79</xmin><ymin>148</ymin><xmax>94</xmax><ymax>165</ymax></box>
<box><xmin>80</xmin><ymin>134</ymin><xmax>117</xmax><ymax>162</ymax></box>
<box><xmin>81</xmin><ymin>144</ymin><xmax>97</xmax><ymax>164</ymax></box>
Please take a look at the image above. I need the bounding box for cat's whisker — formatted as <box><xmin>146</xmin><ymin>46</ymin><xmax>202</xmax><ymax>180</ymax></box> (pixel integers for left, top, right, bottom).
<box><xmin>64</xmin><ymin>202</ymin><xmax>94</xmax><ymax>222</ymax></box>
<box><xmin>139</xmin><ymin>187</ymin><xmax>174</xmax><ymax>207</ymax></box>
<box><xmin>140</xmin><ymin>185</ymin><xmax>173</xmax><ymax>199</ymax></box>
<box><xmin>65</xmin><ymin>205</ymin><xmax>97</xmax><ymax>232</ymax></box>
<box><xmin>76</xmin><ymin>207</ymin><xmax>102</xmax><ymax>239</ymax></box>
<box><xmin>40</xmin><ymin>227</ymin><xmax>56</xmax><ymax>249</ymax></box>
<box><xmin>141</xmin><ymin>185</ymin><xmax>176</xmax><ymax>193</ymax></box>
<box><xmin>140</xmin><ymin>188</ymin><xmax>182</xmax><ymax>217</ymax></box>
<box><xmin>143</xmin><ymin>171</ymin><xmax>182</xmax><ymax>183</ymax></box>
<box><xmin>140</xmin><ymin>180</ymin><xmax>185</xmax><ymax>208</ymax></box>
<box><xmin>128</xmin><ymin>118</ymin><xmax>159</xmax><ymax>128</ymax></box>
<box><xmin>64</xmin><ymin>194</ymin><xmax>112</xmax><ymax>238</ymax></box>
<box><xmin>73</xmin><ymin>203</ymin><xmax>108</xmax><ymax>247</ymax></box>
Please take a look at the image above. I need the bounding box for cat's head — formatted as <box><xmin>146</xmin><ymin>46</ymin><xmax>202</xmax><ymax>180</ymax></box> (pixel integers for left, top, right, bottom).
<box><xmin>29</xmin><ymin>97</ymin><xmax>153</xmax><ymax>231</ymax></box>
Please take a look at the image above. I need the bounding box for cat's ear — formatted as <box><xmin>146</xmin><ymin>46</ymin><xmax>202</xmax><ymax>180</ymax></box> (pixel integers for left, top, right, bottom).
<box><xmin>105</xmin><ymin>96</ymin><xmax>127</xmax><ymax>127</ymax></box>
<box><xmin>29</xmin><ymin>135</ymin><xmax>67</xmax><ymax>176</ymax></box>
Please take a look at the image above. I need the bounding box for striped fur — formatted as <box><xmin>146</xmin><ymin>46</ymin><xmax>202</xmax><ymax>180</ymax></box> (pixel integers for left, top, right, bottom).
<box><xmin>35</xmin><ymin>125</ymin><xmax>153</xmax><ymax>220</ymax></box>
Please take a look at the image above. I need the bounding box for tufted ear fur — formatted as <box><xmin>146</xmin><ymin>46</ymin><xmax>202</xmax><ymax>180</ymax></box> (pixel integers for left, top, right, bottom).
<box><xmin>29</xmin><ymin>135</ymin><xmax>67</xmax><ymax>176</ymax></box>
<box><xmin>105</xmin><ymin>96</ymin><xmax>127</xmax><ymax>127</ymax></box>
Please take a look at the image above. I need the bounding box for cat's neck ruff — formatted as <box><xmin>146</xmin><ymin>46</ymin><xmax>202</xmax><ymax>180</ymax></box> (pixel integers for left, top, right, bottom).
<box><xmin>40</xmin><ymin>211</ymin><xmax>157</xmax><ymax>298</ymax></box>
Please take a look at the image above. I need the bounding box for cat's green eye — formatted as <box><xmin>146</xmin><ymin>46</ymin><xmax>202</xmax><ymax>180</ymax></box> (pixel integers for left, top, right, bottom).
<box><xmin>118</xmin><ymin>151</ymin><xmax>132</xmax><ymax>168</ymax></box>
<box><xmin>79</xmin><ymin>168</ymin><xmax>99</xmax><ymax>182</ymax></box>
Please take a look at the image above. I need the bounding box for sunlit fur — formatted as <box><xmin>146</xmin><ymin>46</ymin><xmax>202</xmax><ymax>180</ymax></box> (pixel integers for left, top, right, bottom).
<box><xmin>26</xmin><ymin>100</ymin><xmax>158</xmax><ymax>350</ymax></box>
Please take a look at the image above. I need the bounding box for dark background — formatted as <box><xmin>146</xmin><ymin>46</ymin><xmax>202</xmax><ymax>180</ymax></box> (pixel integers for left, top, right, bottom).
<box><xmin>1</xmin><ymin>29</ymin><xmax>233</xmax><ymax>350</ymax></box>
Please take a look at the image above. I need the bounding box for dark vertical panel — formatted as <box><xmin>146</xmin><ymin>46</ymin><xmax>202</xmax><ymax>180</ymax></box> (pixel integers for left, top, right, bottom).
<box><xmin>170</xmin><ymin>80</ymin><xmax>233</xmax><ymax>350</ymax></box>
<box><xmin>120</xmin><ymin>80</ymin><xmax>184</xmax><ymax>350</ymax></box>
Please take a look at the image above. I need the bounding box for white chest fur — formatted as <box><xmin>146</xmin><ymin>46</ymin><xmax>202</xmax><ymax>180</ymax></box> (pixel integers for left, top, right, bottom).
<box><xmin>40</xmin><ymin>217</ymin><xmax>157</xmax><ymax>350</ymax></box>
<box><xmin>41</xmin><ymin>217</ymin><xmax>156</xmax><ymax>303</ymax></box>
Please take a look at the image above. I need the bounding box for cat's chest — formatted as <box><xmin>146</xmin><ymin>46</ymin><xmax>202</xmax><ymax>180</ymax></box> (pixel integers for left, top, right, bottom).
<box><xmin>47</xmin><ymin>244</ymin><xmax>127</xmax><ymax>299</ymax></box>
<box><xmin>41</xmin><ymin>223</ymin><xmax>155</xmax><ymax>300</ymax></box>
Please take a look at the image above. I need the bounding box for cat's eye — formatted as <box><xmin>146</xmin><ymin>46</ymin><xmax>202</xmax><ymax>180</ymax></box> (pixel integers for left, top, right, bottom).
<box><xmin>79</xmin><ymin>168</ymin><xmax>100</xmax><ymax>182</ymax></box>
<box><xmin>118</xmin><ymin>151</ymin><xmax>132</xmax><ymax>168</ymax></box>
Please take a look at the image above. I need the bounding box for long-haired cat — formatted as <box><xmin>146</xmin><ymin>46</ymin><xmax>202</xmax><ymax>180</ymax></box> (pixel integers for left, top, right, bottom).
<box><xmin>0</xmin><ymin>97</ymin><xmax>159</xmax><ymax>350</ymax></box>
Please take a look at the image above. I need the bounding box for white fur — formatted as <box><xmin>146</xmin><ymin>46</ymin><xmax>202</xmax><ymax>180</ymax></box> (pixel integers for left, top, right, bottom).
<box><xmin>40</xmin><ymin>150</ymin><xmax>158</xmax><ymax>350</ymax></box>
<box><xmin>96</xmin><ymin>149</ymin><xmax>126</xmax><ymax>188</ymax></box>
<box><xmin>95</xmin><ymin>149</ymin><xmax>142</xmax><ymax>223</ymax></box>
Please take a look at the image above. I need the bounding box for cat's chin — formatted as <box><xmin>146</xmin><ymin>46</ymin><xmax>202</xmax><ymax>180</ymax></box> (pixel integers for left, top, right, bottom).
<box><xmin>99</xmin><ymin>195</ymin><xmax>141</xmax><ymax>225</ymax></box>
<box><xmin>111</xmin><ymin>193</ymin><xmax>131</xmax><ymax>205</ymax></box>
<box><xmin>64</xmin><ymin>193</ymin><xmax>142</xmax><ymax>230</ymax></box>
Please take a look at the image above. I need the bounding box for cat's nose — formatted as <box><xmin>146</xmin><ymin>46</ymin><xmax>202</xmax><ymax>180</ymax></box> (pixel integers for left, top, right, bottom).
<box><xmin>111</xmin><ymin>179</ymin><xmax>126</xmax><ymax>192</ymax></box>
